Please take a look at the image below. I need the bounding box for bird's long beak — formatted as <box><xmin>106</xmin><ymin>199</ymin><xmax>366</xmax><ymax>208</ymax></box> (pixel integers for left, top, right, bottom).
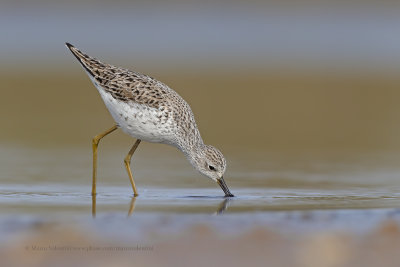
<box><xmin>217</xmin><ymin>177</ymin><xmax>234</xmax><ymax>197</ymax></box>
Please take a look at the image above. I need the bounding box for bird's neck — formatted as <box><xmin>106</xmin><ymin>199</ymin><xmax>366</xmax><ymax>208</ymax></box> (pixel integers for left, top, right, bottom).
<box><xmin>180</xmin><ymin>140</ymin><xmax>205</xmax><ymax>171</ymax></box>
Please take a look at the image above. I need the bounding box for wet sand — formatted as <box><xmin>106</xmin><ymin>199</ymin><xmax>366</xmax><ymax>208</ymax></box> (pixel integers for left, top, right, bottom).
<box><xmin>1</xmin><ymin>208</ymin><xmax>400</xmax><ymax>267</ymax></box>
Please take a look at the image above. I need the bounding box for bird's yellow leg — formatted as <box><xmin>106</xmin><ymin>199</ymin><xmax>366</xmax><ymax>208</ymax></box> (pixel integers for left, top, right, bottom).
<box><xmin>92</xmin><ymin>125</ymin><xmax>118</xmax><ymax>195</ymax></box>
<box><xmin>124</xmin><ymin>139</ymin><xmax>141</xmax><ymax>196</ymax></box>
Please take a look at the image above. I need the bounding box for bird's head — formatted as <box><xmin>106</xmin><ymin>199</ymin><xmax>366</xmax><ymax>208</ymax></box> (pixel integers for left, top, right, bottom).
<box><xmin>190</xmin><ymin>145</ymin><xmax>234</xmax><ymax>197</ymax></box>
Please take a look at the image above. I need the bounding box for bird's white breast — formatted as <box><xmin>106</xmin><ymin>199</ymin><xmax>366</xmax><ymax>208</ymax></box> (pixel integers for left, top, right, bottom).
<box><xmin>94</xmin><ymin>81</ymin><xmax>175</xmax><ymax>145</ymax></box>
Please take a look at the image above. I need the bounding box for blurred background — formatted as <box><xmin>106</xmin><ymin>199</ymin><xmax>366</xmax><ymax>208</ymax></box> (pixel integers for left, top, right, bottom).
<box><xmin>2</xmin><ymin>0</ymin><xmax>400</xmax><ymax>152</ymax></box>
<box><xmin>1</xmin><ymin>0</ymin><xmax>400</xmax><ymax>188</ymax></box>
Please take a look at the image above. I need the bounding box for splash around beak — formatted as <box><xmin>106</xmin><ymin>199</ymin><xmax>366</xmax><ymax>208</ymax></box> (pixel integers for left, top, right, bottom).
<box><xmin>217</xmin><ymin>177</ymin><xmax>234</xmax><ymax>197</ymax></box>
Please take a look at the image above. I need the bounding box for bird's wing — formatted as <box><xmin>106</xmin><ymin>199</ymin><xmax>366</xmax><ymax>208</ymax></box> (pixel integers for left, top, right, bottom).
<box><xmin>66</xmin><ymin>42</ymin><xmax>170</xmax><ymax>109</ymax></box>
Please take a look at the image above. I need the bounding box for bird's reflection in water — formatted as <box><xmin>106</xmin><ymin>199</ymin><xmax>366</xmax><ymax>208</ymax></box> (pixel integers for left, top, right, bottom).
<box><xmin>91</xmin><ymin>195</ymin><xmax>231</xmax><ymax>218</ymax></box>
<box><xmin>127</xmin><ymin>196</ymin><xmax>137</xmax><ymax>217</ymax></box>
<box><xmin>92</xmin><ymin>194</ymin><xmax>96</xmax><ymax>218</ymax></box>
<box><xmin>214</xmin><ymin>198</ymin><xmax>231</xmax><ymax>215</ymax></box>
<box><xmin>91</xmin><ymin>195</ymin><xmax>135</xmax><ymax>218</ymax></box>
<box><xmin>91</xmin><ymin>195</ymin><xmax>137</xmax><ymax>218</ymax></box>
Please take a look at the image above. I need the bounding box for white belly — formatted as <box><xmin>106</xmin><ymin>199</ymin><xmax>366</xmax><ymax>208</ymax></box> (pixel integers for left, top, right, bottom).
<box><xmin>97</xmin><ymin>88</ymin><xmax>175</xmax><ymax>144</ymax></box>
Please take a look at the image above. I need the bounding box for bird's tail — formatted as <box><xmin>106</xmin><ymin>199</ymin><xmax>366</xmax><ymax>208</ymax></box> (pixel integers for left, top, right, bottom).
<box><xmin>65</xmin><ymin>42</ymin><xmax>104</xmax><ymax>77</ymax></box>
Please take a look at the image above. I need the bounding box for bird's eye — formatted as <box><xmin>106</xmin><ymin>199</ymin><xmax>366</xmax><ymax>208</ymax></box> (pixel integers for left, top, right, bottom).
<box><xmin>208</xmin><ymin>165</ymin><xmax>216</xmax><ymax>171</ymax></box>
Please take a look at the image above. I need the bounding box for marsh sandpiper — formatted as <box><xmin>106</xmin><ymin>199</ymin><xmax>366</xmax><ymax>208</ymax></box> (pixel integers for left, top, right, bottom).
<box><xmin>66</xmin><ymin>43</ymin><xmax>234</xmax><ymax>197</ymax></box>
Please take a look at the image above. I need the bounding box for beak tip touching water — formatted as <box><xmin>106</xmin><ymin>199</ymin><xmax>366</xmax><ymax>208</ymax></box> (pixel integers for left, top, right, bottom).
<box><xmin>217</xmin><ymin>177</ymin><xmax>234</xmax><ymax>197</ymax></box>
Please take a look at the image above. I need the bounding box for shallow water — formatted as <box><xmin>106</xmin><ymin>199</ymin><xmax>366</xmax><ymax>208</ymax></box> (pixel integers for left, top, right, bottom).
<box><xmin>3</xmin><ymin>110</ymin><xmax>400</xmax><ymax>267</ymax></box>
<box><xmin>2</xmin><ymin>144</ymin><xmax>400</xmax><ymax>242</ymax></box>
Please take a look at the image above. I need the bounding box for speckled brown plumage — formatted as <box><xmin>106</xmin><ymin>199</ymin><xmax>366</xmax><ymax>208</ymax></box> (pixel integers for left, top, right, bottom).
<box><xmin>66</xmin><ymin>42</ymin><xmax>233</xmax><ymax>197</ymax></box>
<box><xmin>66</xmin><ymin>43</ymin><xmax>202</xmax><ymax>149</ymax></box>
<box><xmin>66</xmin><ymin>43</ymin><xmax>168</xmax><ymax>109</ymax></box>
